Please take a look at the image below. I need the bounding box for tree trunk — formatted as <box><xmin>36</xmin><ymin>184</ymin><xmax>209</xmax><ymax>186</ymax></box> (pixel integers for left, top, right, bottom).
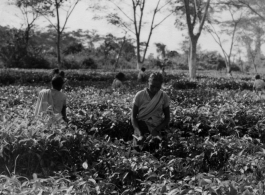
<box><xmin>137</xmin><ymin>61</ymin><xmax>144</xmax><ymax>70</ymax></box>
<box><xmin>225</xmin><ymin>61</ymin><xmax>232</xmax><ymax>77</ymax></box>
<box><xmin>57</xmin><ymin>31</ymin><xmax>61</xmax><ymax>67</ymax></box>
<box><xmin>240</xmin><ymin>61</ymin><xmax>244</xmax><ymax>72</ymax></box>
<box><xmin>25</xmin><ymin>25</ymin><xmax>30</xmax><ymax>49</ymax></box>
<box><xmin>255</xmin><ymin>28</ymin><xmax>262</xmax><ymax>64</ymax></box>
<box><xmin>56</xmin><ymin>0</ymin><xmax>61</xmax><ymax>68</ymax></box>
<box><xmin>114</xmin><ymin>36</ymin><xmax>126</xmax><ymax>71</ymax></box>
<box><xmin>136</xmin><ymin>34</ymin><xmax>141</xmax><ymax>70</ymax></box>
<box><xmin>253</xmin><ymin>63</ymin><xmax>257</xmax><ymax>73</ymax></box>
<box><xmin>252</xmin><ymin>59</ymin><xmax>257</xmax><ymax>73</ymax></box>
<box><xmin>188</xmin><ymin>38</ymin><xmax>198</xmax><ymax>79</ymax></box>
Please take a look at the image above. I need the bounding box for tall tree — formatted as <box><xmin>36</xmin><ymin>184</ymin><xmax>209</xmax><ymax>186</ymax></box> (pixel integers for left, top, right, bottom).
<box><xmin>97</xmin><ymin>34</ymin><xmax>119</xmax><ymax>66</ymax></box>
<box><xmin>237</xmin><ymin>17</ymin><xmax>265</xmax><ymax>72</ymax></box>
<box><xmin>8</xmin><ymin>0</ymin><xmax>42</xmax><ymax>48</ymax></box>
<box><xmin>173</xmin><ymin>0</ymin><xmax>211</xmax><ymax>79</ymax></box>
<box><xmin>114</xmin><ymin>32</ymin><xmax>127</xmax><ymax>71</ymax></box>
<box><xmin>206</xmin><ymin>5</ymin><xmax>243</xmax><ymax>76</ymax></box>
<box><xmin>91</xmin><ymin>0</ymin><xmax>174</xmax><ymax>69</ymax></box>
<box><xmin>36</xmin><ymin>0</ymin><xmax>81</xmax><ymax>67</ymax></box>
<box><xmin>235</xmin><ymin>0</ymin><xmax>265</xmax><ymax>71</ymax></box>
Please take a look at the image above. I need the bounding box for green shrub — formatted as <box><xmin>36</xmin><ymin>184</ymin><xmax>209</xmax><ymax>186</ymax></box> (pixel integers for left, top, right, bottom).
<box><xmin>172</xmin><ymin>79</ymin><xmax>197</xmax><ymax>89</ymax></box>
<box><xmin>82</xmin><ymin>58</ymin><xmax>97</xmax><ymax>69</ymax></box>
<box><xmin>21</xmin><ymin>55</ymin><xmax>50</xmax><ymax>69</ymax></box>
<box><xmin>62</xmin><ymin>58</ymin><xmax>81</xmax><ymax>69</ymax></box>
<box><xmin>63</xmin><ymin>43</ymin><xmax>84</xmax><ymax>55</ymax></box>
<box><xmin>231</xmin><ymin>64</ymin><xmax>241</xmax><ymax>72</ymax></box>
<box><xmin>115</xmin><ymin>58</ymin><xmax>136</xmax><ymax>70</ymax></box>
<box><xmin>45</xmin><ymin>55</ymin><xmax>58</xmax><ymax>68</ymax></box>
<box><xmin>110</xmin><ymin>58</ymin><xmax>116</xmax><ymax>65</ymax></box>
<box><xmin>0</xmin><ymin>29</ymin><xmax>27</xmax><ymax>68</ymax></box>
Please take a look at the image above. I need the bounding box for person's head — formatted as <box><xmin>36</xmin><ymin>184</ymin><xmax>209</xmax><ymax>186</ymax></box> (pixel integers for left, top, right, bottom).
<box><xmin>141</xmin><ymin>67</ymin><xmax>146</xmax><ymax>72</ymax></box>
<box><xmin>255</xmin><ymin>74</ymin><xmax>261</xmax><ymax>80</ymax></box>
<box><xmin>59</xmin><ymin>71</ymin><xmax>65</xmax><ymax>79</ymax></box>
<box><xmin>115</xmin><ymin>72</ymin><xmax>126</xmax><ymax>81</ymax></box>
<box><xmin>148</xmin><ymin>72</ymin><xmax>163</xmax><ymax>95</ymax></box>
<box><xmin>51</xmin><ymin>76</ymin><xmax>64</xmax><ymax>91</ymax></box>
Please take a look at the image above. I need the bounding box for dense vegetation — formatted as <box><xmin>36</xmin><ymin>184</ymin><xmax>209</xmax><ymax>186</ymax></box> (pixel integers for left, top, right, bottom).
<box><xmin>1</xmin><ymin>70</ymin><xmax>265</xmax><ymax>194</ymax></box>
<box><xmin>0</xmin><ymin>25</ymin><xmax>242</xmax><ymax>73</ymax></box>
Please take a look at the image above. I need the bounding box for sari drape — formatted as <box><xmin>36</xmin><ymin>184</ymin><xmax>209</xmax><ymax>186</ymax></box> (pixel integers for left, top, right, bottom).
<box><xmin>34</xmin><ymin>89</ymin><xmax>62</xmax><ymax>124</ymax></box>
<box><xmin>34</xmin><ymin>89</ymin><xmax>54</xmax><ymax>116</ymax></box>
<box><xmin>137</xmin><ymin>90</ymin><xmax>164</xmax><ymax>132</ymax></box>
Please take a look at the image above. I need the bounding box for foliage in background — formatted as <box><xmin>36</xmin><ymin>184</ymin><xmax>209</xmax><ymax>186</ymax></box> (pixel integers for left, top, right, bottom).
<box><xmin>90</xmin><ymin>0</ymin><xmax>175</xmax><ymax>69</ymax></box>
<box><xmin>0</xmin><ymin>24</ymin><xmax>245</xmax><ymax>72</ymax></box>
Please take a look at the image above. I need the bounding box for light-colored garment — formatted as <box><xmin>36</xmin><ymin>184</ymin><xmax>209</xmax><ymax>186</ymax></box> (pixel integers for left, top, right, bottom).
<box><xmin>253</xmin><ymin>79</ymin><xmax>265</xmax><ymax>90</ymax></box>
<box><xmin>112</xmin><ymin>79</ymin><xmax>123</xmax><ymax>89</ymax></box>
<box><xmin>133</xmin><ymin>88</ymin><xmax>170</xmax><ymax>132</ymax></box>
<box><xmin>34</xmin><ymin>89</ymin><xmax>66</xmax><ymax>117</ymax></box>
<box><xmin>137</xmin><ymin>71</ymin><xmax>146</xmax><ymax>82</ymax></box>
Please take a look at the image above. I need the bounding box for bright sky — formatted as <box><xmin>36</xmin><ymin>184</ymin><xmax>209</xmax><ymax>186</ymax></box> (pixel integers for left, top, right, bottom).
<box><xmin>0</xmin><ymin>0</ymin><xmax>237</xmax><ymax>58</ymax></box>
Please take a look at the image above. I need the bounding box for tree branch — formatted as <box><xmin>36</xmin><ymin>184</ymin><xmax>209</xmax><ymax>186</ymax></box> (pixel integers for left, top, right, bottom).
<box><xmin>121</xmin><ymin>21</ymin><xmax>136</xmax><ymax>35</ymax></box>
<box><xmin>109</xmin><ymin>0</ymin><xmax>134</xmax><ymax>23</ymax></box>
<box><xmin>141</xmin><ymin>0</ymin><xmax>161</xmax><ymax>62</ymax></box>
<box><xmin>153</xmin><ymin>11</ymin><xmax>173</xmax><ymax>29</ymax></box>
<box><xmin>61</xmin><ymin>0</ymin><xmax>80</xmax><ymax>33</ymax></box>
<box><xmin>184</xmin><ymin>0</ymin><xmax>194</xmax><ymax>37</ymax></box>
<box><xmin>43</xmin><ymin>15</ymin><xmax>57</xmax><ymax>30</ymax></box>
<box><xmin>192</xmin><ymin>0</ymin><xmax>198</xmax><ymax>27</ymax></box>
<box><xmin>228</xmin><ymin>8</ymin><xmax>242</xmax><ymax>59</ymax></box>
<box><xmin>197</xmin><ymin>0</ymin><xmax>210</xmax><ymax>35</ymax></box>
<box><xmin>132</xmin><ymin>0</ymin><xmax>139</xmax><ymax>34</ymax></box>
<box><xmin>208</xmin><ymin>25</ymin><xmax>229</xmax><ymax>61</ymax></box>
<box><xmin>138</xmin><ymin>0</ymin><xmax>146</xmax><ymax>36</ymax></box>
<box><xmin>157</xmin><ymin>0</ymin><xmax>173</xmax><ymax>12</ymax></box>
<box><xmin>238</xmin><ymin>0</ymin><xmax>265</xmax><ymax>20</ymax></box>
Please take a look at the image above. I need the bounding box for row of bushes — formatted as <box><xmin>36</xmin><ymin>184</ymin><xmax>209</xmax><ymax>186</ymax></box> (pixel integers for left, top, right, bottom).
<box><xmin>0</xmin><ymin>54</ymin><xmax>141</xmax><ymax>70</ymax></box>
<box><xmin>0</xmin><ymin>69</ymin><xmax>254</xmax><ymax>92</ymax></box>
<box><xmin>62</xmin><ymin>57</ymin><xmax>97</xmax><ymax>69</ymax></box>
<box><xmin>2</xmin><ymin>55</ymin><xmax>98</xmax><ymax>70</ymax></box>
<box><xmin>0</xmin><ymin>69</ymin><xmax>140</xmax><ymax>85</ymax></box>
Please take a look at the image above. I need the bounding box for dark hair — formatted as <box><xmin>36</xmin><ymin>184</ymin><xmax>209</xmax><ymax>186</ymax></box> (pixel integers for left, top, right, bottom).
<box><xmin>149</xmin><ymin>72</ymin><xmax>163</xmax><ymax>83</ymax></box>
<box><xmin>51</xmin><ymin>76</ymin><xmax>64</xmax><ymax>91</ymax></box>
<box><xmin>115</xmin><ymin>72</ymin><xmax>125</xmax><ymax>81</ymax></box>
<box><xmin>141</xmin><ymin>67</ymin><xmax>146</xmax><ymax>72</ymax></box>
<box><xmin>255</xmin><ymin>74</ymin><xmax>261</xmax><ymax>80</ymax></box>
<box><xmin>52</xmin><ymin>68</ymin><xmax>60</xmax><ymax>76</ymax></box>
<box><xmin>59</xmin><ymin>71</ymin><xmax>65</xmax><ymax>79</ymax></box>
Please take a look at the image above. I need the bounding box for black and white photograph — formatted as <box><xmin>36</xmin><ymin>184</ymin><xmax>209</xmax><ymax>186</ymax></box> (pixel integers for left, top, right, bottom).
<box><xmin>0</xmin><ymin>0</ymin><xmax>265</xmax><ymax>194</ymax></box>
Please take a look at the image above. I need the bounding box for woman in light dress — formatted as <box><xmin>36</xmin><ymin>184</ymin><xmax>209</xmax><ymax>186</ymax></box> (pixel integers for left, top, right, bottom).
<box><xmin>34</xmin><ymin>76</ymin><xmax>68</xmax><ymax>123</ymax></box>
<box><xmin>131</xmin><ymin>72</ymin><xmax>170</xmax><ymax>146</ymax></box>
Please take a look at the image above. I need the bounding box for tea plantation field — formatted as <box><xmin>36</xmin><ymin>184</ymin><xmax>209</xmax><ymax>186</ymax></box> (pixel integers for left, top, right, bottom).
<box><xmin>1</xmin><ymin>71</ymin><xmax>265</xmax><ymax>194</ymax></box>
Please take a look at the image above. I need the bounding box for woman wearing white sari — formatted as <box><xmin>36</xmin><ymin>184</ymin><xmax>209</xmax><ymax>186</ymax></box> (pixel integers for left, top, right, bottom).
<box><xmin>34</xmin><ymin>76</ymin><xmax>68</xmax><ymax>124</ymax></box>
<box><xmin>131</xmin><ymin>72</ymin><xmax>170</xmax><ymax>145</ymax></box>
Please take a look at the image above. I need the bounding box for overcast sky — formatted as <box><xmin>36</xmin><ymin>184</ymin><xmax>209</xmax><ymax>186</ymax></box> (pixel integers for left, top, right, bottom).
<box><xmin>0</xmin><ymin>0</ymin><xmax>236</xmax><ymax>58</ymax></box>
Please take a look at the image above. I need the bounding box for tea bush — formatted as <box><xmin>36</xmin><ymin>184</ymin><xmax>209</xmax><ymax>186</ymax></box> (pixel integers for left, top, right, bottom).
<box><xmin>0</xmin><ymin>71</ymin><xmax>264</xmax><ymax>194</ymax></box>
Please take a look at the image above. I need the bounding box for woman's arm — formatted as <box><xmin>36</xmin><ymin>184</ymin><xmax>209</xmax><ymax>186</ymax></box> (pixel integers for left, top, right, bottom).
<box><xmin>152</xmin><ymin>106</ymin><xmax>170</xmax><ymax>136</ymax></box>
<box><xmin>131</xmin><ymin>104</ymin><xmax>142</xmax><ymax>137</ymax></box>
<box><xmin>61</xmin><ymin>105</ymin><xmax>68</xmax><ymax>122</ymax></box>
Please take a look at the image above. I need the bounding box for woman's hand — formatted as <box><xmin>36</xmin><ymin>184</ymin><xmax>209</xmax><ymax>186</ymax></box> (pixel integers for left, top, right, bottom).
<box><xmin>134</xmin><ymin>128</ymin><xmax>143</xmax><ymax>140</ymax></box>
